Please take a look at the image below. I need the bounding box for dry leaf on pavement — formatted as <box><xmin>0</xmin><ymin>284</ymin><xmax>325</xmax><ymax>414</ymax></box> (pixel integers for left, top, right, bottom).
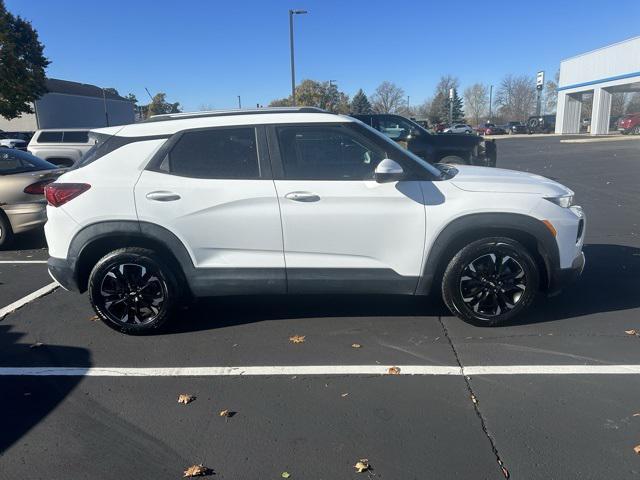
<box><xmin>351</xmin><ymin>343</ymin><xmax>362</xmax><ymax>349</ymax></box>
<box><xmin>178</xmin><ymin>394</ymin><xmax>196</xmax><ymax>405</ymax></box>
<box><xmin>471</xmin><ymin>394</ymin><xmax>478</xmax><ymax>405</ymax></box>
<box><xmin>183</xmin><ymin>464</ymin><xmax>210</xmax><ymax>477</ymax></box>
<box><xmin>341</xmin><ymin>393</ymin><xmax>349</xmax><ymax>397</ymax></box>
<box><xmin>625</xmin><ymin>329</ymin><xmax>638</xmax><ymax>335</ymax></box>
<box><xmin>387</xmin><ymin>366</ymin><xmax>401</xmax><ymax>375</ymax></box>
<box><xmin>633</xmin><ymin>413</ymin><xmax>640</xmax><ymax>417</ymax></box>
<box><xmin>354</xmin><ymin>459</ymin><xmax>370</xmax><ymax>473</ymax></box>
<box><xmin>89</xmin><ymin>315</ymin><xmax>99</xmax><ymax>322</ymax></box>
<box><xmin>635</xmin><ymin>445</ymin><xmax>640</xmax><ymax>455</ymax></box>
<box><xmin>219</xmin><ymin>409</ymin><xmax>232</xmax><ymax>417</ymax></box>
<box><xmin>289</xmin><ymin>335</ymin><xmax>306</xmax><ymax>344</ymax></box>
<box><xmin>281</xmin><ymin>472</ymin><xmax>291</xmax><ymax>478</ymax></box>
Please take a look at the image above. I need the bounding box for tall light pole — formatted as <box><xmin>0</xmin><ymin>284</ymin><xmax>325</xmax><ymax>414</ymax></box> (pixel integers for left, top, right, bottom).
<box><xmin>489</xmin><ymin>84</ymin><xmax>493</xmax><ymax>122</ymax></box>
<box><xmin>237</xmin><ymin>95</ymin><xmax>242</xmax><ymax>109</ymax></box>
<box><xmin>289</xmin><ymin>9</ymin><xmax>308</xmax><ymax>106</ymax></box>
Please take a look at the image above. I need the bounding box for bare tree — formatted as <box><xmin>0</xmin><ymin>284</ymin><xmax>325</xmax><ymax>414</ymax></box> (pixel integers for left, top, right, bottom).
<box><xmin>435</xmin><ymin>75</ymin><xmax>459</xmax><ymax>97</ymax></box>
<box><xmin>544</xmin><ymin>70</ymin><xmax>560</xmax><ymax>114</ymax></box>
<box><xmin>371</xmin><ymin>81</ymin><xmax>406</xmax><ymax>114</ymax></box>
<box><xmin>495</xmin><ymin>74</ymin><xmax>537</xmax><ymax>121</ymax></box>
<box><xmin>415</xmin><ymin>98</ymin><xmax>432</xmax><ymax>118</ymax></box>
<box><xmin>464</xmin><ymin>83</ymin><xmax>489</xmax><ymax>126</ymax></box>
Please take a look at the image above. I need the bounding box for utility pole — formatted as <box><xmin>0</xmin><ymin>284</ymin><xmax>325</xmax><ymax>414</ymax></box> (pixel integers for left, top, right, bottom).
<box><xmin>449</xmin><ymin>88</ymin><xmax>454</xmax><ymax>125</ymax></box>
<box><xmin>237</xmin><ymin>96</ymin><xmax>242</xmax><ymax>109</ymax></box>
<box><xmin>489</xmin><ymin>85</ymin><xmax>493</xmax><ymax>122</ymax></box>
<box><xmin>536</xmin><ymin>71</ymin><xmax>545</xmax><ymax>117</ymax></box>
<box><xmin>407</xmin><ymin>95</ymin><xmax>410</xmax><ymax>111</ymax></box>
<box><xmin>101</xmin><ymin>88</ymin><xmax>110</xmax><ymax>127</ymax></box>
<box><xmin>289</xmin><ymin>9</ymin><xmax>308</xmax><ymax>106</ymax></box>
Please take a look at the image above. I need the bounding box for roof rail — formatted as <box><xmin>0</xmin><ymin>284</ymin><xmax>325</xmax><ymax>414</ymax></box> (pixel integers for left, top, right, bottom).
<box><xmin>142</xmin><ymin>107</ymin><xmax>328</xmax><ymax>123</ymax></box>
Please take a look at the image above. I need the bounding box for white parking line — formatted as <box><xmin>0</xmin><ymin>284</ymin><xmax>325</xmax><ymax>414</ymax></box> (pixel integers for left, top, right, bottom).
<box><xmin>2</xmin><ymin>364</ymin><xmax>640</xmax><ymax>376</ymax></box>
<box><xmin>0</xmin><ymin>281</ymin><xmax>58</xmax><ymax>320</ymax></box>
<box><xmin>0</xmin><ymin>260</ymin><xmax>47</xmax><ymax>264</ymax></box>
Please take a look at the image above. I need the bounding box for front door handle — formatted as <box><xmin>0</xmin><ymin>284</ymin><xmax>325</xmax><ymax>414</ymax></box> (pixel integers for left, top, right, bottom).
<box><xmin>146</xmin><ymin>191</ymin><xmax>181</xmax><ymax>202</ymax></box>
<box><xmin>284</xmin><ymin>191</ymin><xmax>320</xmax><ymax>202</ymax></box>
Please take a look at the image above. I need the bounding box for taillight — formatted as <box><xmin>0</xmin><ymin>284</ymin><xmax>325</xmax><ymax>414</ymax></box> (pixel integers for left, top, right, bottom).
<box><xmin>44</xmin><ymin>183</ymin><xmax>91</xmax><ymax>207</ymax></box>
<box><xmin>24</xmin><ymin>179</ymin><xmax>55</xmax><ymax>195</ymax></box>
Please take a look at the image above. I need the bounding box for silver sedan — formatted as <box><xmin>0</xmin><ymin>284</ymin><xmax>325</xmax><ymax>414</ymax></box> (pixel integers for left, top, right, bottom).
<box><xmin>0</xmin><ymin>148</ymin><xmax>66</xmax><ymax>247</ymax></box>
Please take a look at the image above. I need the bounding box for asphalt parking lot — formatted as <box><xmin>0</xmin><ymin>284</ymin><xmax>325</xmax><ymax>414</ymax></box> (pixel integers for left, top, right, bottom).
<box><xmin>1</xmin><ymin>136</ymin><xmax>639</xmax><ymax>479</ymax></box>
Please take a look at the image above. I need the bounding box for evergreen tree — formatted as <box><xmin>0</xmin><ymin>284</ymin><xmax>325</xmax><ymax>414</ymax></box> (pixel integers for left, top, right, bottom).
<box><xmin>0</xmin><ymin>0</ymin><xmax>49</xmax><ymax>120</ymax></box>
<box><xmin>350</xmin><ymin>89</ymin><xmax>372</xmax><ymax>114</ymax></box>
<box><xmin>437</xmin><ymin>88</ymin><xmax>464</xmax><ymax>123</ymax></box>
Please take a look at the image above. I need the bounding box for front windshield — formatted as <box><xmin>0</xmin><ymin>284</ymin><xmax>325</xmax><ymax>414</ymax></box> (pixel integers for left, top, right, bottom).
<box><xmin>351</xmin><ymin>119</ymin><xmax>443</xmax><ymax>178</ymax></box>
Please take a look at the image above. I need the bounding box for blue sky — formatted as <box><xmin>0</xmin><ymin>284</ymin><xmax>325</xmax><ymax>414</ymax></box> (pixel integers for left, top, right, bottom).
<box><xmin>6</xmin><ymin>0</ymin><xmax>640</xmax><ymax>111</ymax></box>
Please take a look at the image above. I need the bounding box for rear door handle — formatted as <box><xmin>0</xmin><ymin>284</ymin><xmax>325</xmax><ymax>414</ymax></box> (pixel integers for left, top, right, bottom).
<box><xmin>284</xmin><ymin>191</ymin><xmax>320</xmax><ymax>202</ymax></box>
<box><xmin>146</xmin><ymin>191</ymin><xmax>181</xmax><ymax>202</ymax></box>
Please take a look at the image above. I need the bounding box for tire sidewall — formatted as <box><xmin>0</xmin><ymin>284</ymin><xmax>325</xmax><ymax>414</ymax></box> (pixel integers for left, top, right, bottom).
<box><xmin>443</xmin><ymin>238</ymin><xmax>539</xmax><ymax>326</ymax></box>
<box><xmin>88</xmin><ymin>249</ymin><xmax>176</xmax><ymax>334</ymax></box>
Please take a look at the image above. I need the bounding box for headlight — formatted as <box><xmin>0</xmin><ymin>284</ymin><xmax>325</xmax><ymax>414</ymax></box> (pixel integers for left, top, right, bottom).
<box><xmin>545</xmin><ymin>194</ymin><xmax>573</xmax><ymax>208</ymax></box>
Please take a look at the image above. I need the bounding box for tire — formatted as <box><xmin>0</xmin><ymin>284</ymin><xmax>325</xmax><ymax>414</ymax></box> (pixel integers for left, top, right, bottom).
<box><xmin>441</xmin><ymin>237</ymin><xmax>539</xmax><ymax>326</ymax></box>
<box><xmin>634</xmin><ymin>126</ymin><xmax>640</xmax><ymax>135</ymax></box>
<box><xmin>440</xmin><ymin>155</ymin><xmax>469</xmax><ymax>165</ymax></box>
<box><xmin>0</xmin><ymin>212</ymin><xmax>14</xmax><ymax>249</ymax></box>
<box><xmin>88</xmin><ymin>247</ymin><xmax>179</xmax><ymax>334</ymax></box>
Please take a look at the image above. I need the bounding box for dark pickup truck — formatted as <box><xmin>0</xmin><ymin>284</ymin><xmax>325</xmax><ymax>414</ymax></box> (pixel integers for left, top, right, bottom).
<box><xmin>352</xmin><ymin>113</ymin><xmax>496</xmax><ymax>167</ymax></box>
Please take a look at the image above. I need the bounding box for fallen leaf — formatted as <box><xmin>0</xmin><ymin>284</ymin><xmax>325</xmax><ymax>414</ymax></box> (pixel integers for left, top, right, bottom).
<box><xmin>634</xmin><ymin>445</ymin><xmax>640</xmax><ymax>455</ymax></box>
<box><xmin>281</xmin><ymin>472</ymin><xmax>291</xmax><ymax>478</ymax></box>
<box><xmin>219</xmin><ymin>409</ymin><xmax>234</xmax><ymax>417</ymax></box>
<box><xmin>471</xmin><ymin>394</ymin><xmax>478</xmax><ymax>405</ymax></box>
<box><xmin>387</xmin><ymin>366</ymin><xmax>401</xmax><ymax>375</ymax></box>
<box><xmin>341</xmin><ymin>393</ymin><xmax>349</xmax><ymax>397</ymax></box>
<box><xmin>633</xmin><ymin>413</ymin><xmax>640</xmax><ymax>417</ymax></box>
<box><xmin>29</xmin><ymin>342</ymin><xmax>44</xmax><ymax>349</ymax></box>
<box><xmin>354</xmin><ymin>459</ymin><xmax>370</xmax><ymax>473</ymax></box>
<box><xmin>501</xmin><ymin>465</ymin><xmax>510</xmax><ymax>478</ymax></box>
<box><xmin>625</xmin><ymin>329</ymin><xmax>638</xmax><ymax>336</ymax></box>
<box><xmin>178</xmin><ymin>394</ymin><xmax>195</xmax><ymax>405</ymax></box>
<box><xmin>89</xmin><ymin>315</ymin><xmax>99</xmax><ymax>322</ymax></box>
<box><xmin>183</xmin><ymin>464</ymin><xmax>210</xmax><ymax>477</ymax></box>
<box><xmin>289</xmin><ymin>335</ymin><xmax>306</xmax><ymax>344</ymax></box>
<box><xmin>351</xmin><ymin>343</ymin><xmax>362</xmax><ymax>349</ymax></box>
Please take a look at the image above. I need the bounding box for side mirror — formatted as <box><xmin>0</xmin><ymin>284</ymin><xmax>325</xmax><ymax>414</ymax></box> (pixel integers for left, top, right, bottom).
<box><xmin>374</xmin><ymin>158</ymin><xmax>404</xmax><ymax>183</ymax></box>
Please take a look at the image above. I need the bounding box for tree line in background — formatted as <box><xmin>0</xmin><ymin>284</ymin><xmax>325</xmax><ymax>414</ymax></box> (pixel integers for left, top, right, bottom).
<box><xmin>268</xmin><ymin>72</ymin><xmax>640</xmax><ymax>127</ymax></box>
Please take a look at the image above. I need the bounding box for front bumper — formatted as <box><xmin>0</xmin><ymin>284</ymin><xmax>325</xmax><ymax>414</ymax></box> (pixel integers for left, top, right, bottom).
<box><xmin>547</xmin><ymin>250</ymin><xmax>585</xmax><ymax>296</ymax></box>
<box><xmin>48</xmin><ymin>256</ymin><xmax>79</xmax><ymax>292</ymax></box>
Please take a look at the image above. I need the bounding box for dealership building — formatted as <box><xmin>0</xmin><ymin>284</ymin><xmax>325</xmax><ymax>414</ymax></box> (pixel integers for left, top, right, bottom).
<box><xmin>556</xmin><ymin>36</ymin><xmax>640</xmax><ymax>135</ymax></box>
<box><xmin>0</xmin><ymin>78</ymin><xmax>135</xmax><ymax>132</ymax></box>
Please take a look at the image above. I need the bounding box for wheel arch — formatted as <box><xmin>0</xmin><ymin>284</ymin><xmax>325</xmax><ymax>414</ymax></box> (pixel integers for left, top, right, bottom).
<box><xmin>70</xmin><ymin>221</ymin><xmax>193</xmax><ymax>295</ymax></box>
<box><xmin>416</xmin><ymin>213</ymin><xmax>559</xmax><ymax>296</ymax></box>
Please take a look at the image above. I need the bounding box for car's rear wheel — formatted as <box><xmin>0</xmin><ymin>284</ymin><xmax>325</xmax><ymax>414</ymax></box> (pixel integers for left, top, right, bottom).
<box><xmin>88</xmin><ymin>248</ymin><xmax>178</xmax><ymax>334</ymax></box>
<box><xmin>442</xmin><ymin>237</ymin><xmax>539</xmax><ymax>326</ymax></box>
<box><xmin>0</xmin><ymin>212</ymin><xmax>14</xmax><ymax>249</ymax></box>
<box><xmin>440</xmin><ymin>155</ymin><xmax>468</xmax><ymax>165</ymax></box>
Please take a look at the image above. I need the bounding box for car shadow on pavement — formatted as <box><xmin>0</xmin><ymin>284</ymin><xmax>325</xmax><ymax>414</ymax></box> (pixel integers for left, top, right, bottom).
<box><xmin>166</xmin><ymin>243</ymin><xmax>640</xmax><ymax>333</ymax></box>
<box><xmin>0</xmin><ymin>324</ymin><xmax>91</xmax><ymax>453</ymax></box>
<box><xmin>7</xmin><ymin>227</ymin><xmax>48</xmax><ymax>251</ymax></box>
<box><xmin>511</xmin><ymin>243</ymin><xmax>640</xmax><ymax>325</ymax></box>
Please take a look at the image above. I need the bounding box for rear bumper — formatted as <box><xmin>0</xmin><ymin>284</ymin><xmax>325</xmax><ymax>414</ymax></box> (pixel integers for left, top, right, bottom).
<box><xmin>547</xmin><ymin>251</ymin><xmax>585</xmax><ymax>296</ymax></box>
<box><xmin>472</xmin><ymin>140</ymin><xmax>497</xmax><ymax>167</ymax></box>
<box><xmin>48</xmin><ymin>256</ymin><xmax>79</xmax><ymax>292</ymax></box>
<box><xmin>3</xmin><ymin>202</ymin><xmax>47</xmax><ymax>234</ymax></box>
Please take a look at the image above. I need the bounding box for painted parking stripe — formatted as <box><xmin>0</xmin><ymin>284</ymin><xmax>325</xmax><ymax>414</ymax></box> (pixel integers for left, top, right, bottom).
<box><xmin>0</xmin><ymin>281</ymin><xmax>58</xmax><ymax>319</ymax></box>
<box><xmin>0</xmin><ymin>260</ymin><xmax>47</xmax><ymax>264</ymax></box>
<box><xmin>3</xmin><ymin>365</ymin><xmax>640</xmax><ymax>376</ymax></box>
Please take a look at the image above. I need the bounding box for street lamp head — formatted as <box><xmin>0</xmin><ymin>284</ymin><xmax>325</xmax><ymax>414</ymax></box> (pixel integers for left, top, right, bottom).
<box><xmin>290</xmin><ymin>9</ymin><xmax>308</xmax><ymax>14</ymax></box>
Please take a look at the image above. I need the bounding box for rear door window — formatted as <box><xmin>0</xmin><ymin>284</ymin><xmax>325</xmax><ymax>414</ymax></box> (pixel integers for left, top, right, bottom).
<box><xmin>37</xmin><ymin>131</ymin><xmax>63</xmax><ymax>143</ymax></box>
<box><xmin>164</xmin><ymin>127</ymin><xmax>260</xmax><ymax>179</ymax></box>
<box><xmin>62</xmin><ymin>131</ymin><xmax>89</xmax><ymax>143</ymax></box>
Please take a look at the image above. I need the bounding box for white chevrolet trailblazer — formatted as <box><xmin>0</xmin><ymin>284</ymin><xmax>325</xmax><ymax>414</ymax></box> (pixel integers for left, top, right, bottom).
<box><xmin>44</xmin><ymin>108</ymin><xmax>585</xmax><ymax>334</ymax></box>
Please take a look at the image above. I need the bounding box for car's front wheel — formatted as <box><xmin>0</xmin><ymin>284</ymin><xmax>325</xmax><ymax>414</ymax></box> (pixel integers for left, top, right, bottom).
<box><xmin>442</xmin><ymin>237</ymin><xmax>539</xmax><ymax>326</ymax></box>
<box><xmin>88</xmin><ymin>248</ymin><xmax>178</xmax><ymax>334</ymax></box>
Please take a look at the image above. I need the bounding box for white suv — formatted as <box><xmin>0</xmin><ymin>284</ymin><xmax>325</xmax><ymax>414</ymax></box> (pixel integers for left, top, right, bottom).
<box><xmin>44</xmin><ymin>108</ymin><xmax>585</xmax><ymax>334</ymax></box>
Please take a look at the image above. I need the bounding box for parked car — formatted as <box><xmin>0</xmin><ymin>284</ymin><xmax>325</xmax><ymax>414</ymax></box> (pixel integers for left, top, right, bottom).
<box><xmin>527</xmin><ymin>115</ymin><xmax>556</xmax><ymax>133</ymax></box>
<box><xmin>352</xmin><ymin>114</ymin><xmax>496</xmax><ymax>166</ymax></box>
<box><xmin>434</xmin><ymin>123</ymin><xmax>448</xmax><ymax>133</ymax></box>
<box><xmin>443</xmin><ymin>123</ymin><xmax>473</xmax><ymax>134</ymax></box>
<box><xmin>44</xmin><ymin>107</ymin><xmax>585</xmax><ymax>334</ymax></box>
<box><xmin>0</xmin><ymin>138</ymin><xmax>27</xmax><ymax>150</ymax></box>
<box><xmin>503</xmin><ymin>122</ymin><xmax>528</xmax><ymax>135</ymax></box>
<box><xmin>475</xmin><ymin>123</ymin><xmax>506</xmax><ymax>135</ymax></box>
<box><xmin>0</xmin><ymin>148</ymin><xmax>65</xmax><ymax>247</ymax></box>
<box><xmin>618</xmin><ymin>113</ymin><xmax>640</xmax><ymax>135</ymax></box>
<box><xmin>28</xmin><ymin>129</ymin><xmax>95</xmax><ymax>167</ymax></box>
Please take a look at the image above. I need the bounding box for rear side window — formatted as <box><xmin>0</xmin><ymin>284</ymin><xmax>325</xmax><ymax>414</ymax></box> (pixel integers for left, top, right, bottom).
<box><xmin>62</xmin><ymin>131</ymin><xmax>89</xmax><ymax>143</ymax></box>
<box><xmin>164</xmin><ymin>128</ymin><xmax>260</xmax><ymax>179</ymax></box>
<box><xmin>37</xmin><ymin>131</ymin><xmax>63</xmax><ymax>143</ymax></box>
<box><xmin>36</xmin><ymin>131</ymin><xmax>89</xmax><ymax>143</ymax></box>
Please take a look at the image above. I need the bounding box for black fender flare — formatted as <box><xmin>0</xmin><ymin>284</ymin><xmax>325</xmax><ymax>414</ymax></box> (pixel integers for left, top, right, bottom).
<box><xmin>415</xmin><ymin>212</ymin><xmax>559</xmax><ymax>295</ymax></box>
